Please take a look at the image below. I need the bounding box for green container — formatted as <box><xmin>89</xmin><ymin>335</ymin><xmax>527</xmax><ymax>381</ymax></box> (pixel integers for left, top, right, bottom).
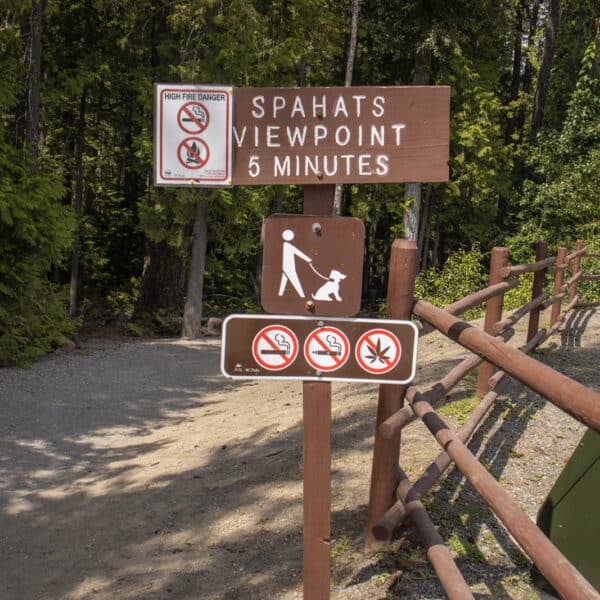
<box><xmin>532</xmin><ymin>428</ymin><xmax>600</xmax><ymax>595</ymax></box>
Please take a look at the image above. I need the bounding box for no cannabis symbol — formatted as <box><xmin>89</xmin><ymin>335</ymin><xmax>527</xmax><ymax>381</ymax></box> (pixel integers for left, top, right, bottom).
<box><xmin>355</xmin><ymin>329</ymin><xmax>401</xmax><ymax>374</ymax></box>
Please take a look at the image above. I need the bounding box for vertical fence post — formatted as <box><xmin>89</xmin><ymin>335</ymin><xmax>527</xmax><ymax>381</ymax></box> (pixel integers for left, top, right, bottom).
<box><xmin>569</xmin><ymin>239</ymin><xmax>584</xmax><ymax>303</ymax></box>
<box><xmin>365</xmin><ymin>239</ymin><xmax>418</xmax><ymax>547</ymax></box>
<box><xmin>303</xmin><ymin>185</ymin><xmax>334</xmax><ymax>600</ymax></box>
<box><xmin>551</xmin><ymin>246</ymin><xmax>567</xmax><ymax>327</ymax></box>
<box><xmin>527</xmin><ymin>240</ymin><xmax>548</xmax><ymax>343</ymax></box>
<box><xmin>476</xmin><ymin>247</ymin><xmax>509</xmax><ymax>399</ymax></box>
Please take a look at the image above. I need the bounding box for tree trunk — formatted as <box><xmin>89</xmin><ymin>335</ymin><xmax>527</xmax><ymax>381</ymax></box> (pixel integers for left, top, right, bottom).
<box><xmin>515</xmin><ymin>0</ymin><xmax>541</xmax><ymax>137</ymax></box>
<box><xmin>499</xmin><ymin>11</ymin><xmax>525</xmax><ymax>229</ymax></box>
<box><xmin>27</xmin><ymin>0</ymin><xmax>46</xmax><ymax>160</ymax></box>
<box><xmin>505</xmin><ymin>2</ymin><xmax>524</xmax><ymax>144</ymax></box>
<box><xmin>431</xmin><ymin>205</ymin><xmax>442</xmax><ymax>269</ymax></box>
<box><xmin>181</xmin><ymin>199</ymin><xmax>208</xmax><ymax>338</ymax></box>
<box><xmin>594</xmin><ymin>18</ymin><xmax>600</xmax><ymax>79</ymax></box>
<box><xmin>69</xmin><ymin>87</ymin><xmax>87</xmax><ymax>317</ymax></box>
<box><xmin>133</xmin><ymin>240</ymin><xmax>185</xmax><ymax>319</ymax></box>
<box><xmin>417</xmin><ymin>186</ymin><xmax>432</xmax><ymax>269</ymax></box>
<box><xmin>402</xmin><ymin>48</ymin><xmax>431</xmax><ymax>241</ymax></box>
<box><xmin>333</xmin><ymin>0</ymin><xmax>361</xmax><ymax>216</ymax></box>
<box><xmin>531</xmin><ymin>0</ymin><xmax>560</xmax><ymax>136</ymax></box>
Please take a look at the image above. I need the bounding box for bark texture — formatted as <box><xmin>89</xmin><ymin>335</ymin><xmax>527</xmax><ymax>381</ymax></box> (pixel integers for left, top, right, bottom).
<box><xmin>181</xmin><ymin>199</ymin><xmax>208</xmax><ymax>338</ymax></box>
<box><xmin>532</xmin><ymin>0</ymin><xmax>560</xmax><ymax>136</ymax></box>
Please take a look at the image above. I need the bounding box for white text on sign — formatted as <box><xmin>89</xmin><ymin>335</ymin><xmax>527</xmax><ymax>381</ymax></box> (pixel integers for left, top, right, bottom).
<box><xmin>232</xmin><ymin>86</ymin><xmax>450</xmax><ymax>185</ymax></box>
<box><xmin>234</xmin><ymin>94</ymin><xmax>405</xmax><ymax>179</ymax></box>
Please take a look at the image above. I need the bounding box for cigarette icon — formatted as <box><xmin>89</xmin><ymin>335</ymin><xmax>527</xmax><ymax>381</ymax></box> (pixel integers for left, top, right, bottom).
<box><xmin>261</xmin><ymin>333</ymin><xmax>291</xmax><ymax>355</ymax></box>
<box><xmin>312</xmin><ymin>350</ymin><xmax>341</xmax><ymax>356</ymax></box>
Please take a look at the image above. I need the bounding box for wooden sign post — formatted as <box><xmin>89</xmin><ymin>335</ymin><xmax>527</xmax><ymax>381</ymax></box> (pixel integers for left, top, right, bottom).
<box><xmin>223</xmin><ymin>85</ymin><xmax>448</xmax><ymax>598</ymax></box>
<box><xmin>155</xmin><ymin>82</ymin><xmax>450</xmax><ymax>598</ymax></box>
<box><xmin>303</xmin><ymin>185</ymin><xmax>334</xmax><ymax>600</ymax></box>
<box><xmin>232</xmin><ymin>86</ymin><xmax>450</xmax><ymax>186</ymax></box>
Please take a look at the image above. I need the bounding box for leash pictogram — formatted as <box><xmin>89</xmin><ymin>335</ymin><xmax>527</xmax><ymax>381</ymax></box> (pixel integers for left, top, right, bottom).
<box><xmin>304</xmin><ymin>326</ymin><xmax>350</xmax><ymax>372</ymax></box>
<box><xmin>252</xmin><ymin>325</ymin><xmax>299</xmax><ymax>371</ymax></box>
<box><xmin>355</xmin><ymin>329</ymin><xmax>401</xmax><ymax>374</ymax></box>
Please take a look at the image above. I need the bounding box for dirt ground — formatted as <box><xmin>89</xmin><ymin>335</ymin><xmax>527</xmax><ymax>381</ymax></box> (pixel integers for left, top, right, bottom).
<box><xmin>1</xmin><ymin>308</ymin><xmax>598</xmax><ymax>600</ymax></box>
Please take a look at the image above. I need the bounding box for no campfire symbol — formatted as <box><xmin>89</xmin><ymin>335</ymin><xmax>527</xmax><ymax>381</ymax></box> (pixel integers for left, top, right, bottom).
<box><xmin>262</xmin><ymin>215</ymin><xmax>365</xmax><ymax>317</ymax></box>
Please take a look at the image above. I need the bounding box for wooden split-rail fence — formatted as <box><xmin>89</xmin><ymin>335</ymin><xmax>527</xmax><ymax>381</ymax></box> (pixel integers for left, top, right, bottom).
<box><xmin>364</xmin><ymin>238</ymin><xmax>600</xmax><ymax>599</ymax></box>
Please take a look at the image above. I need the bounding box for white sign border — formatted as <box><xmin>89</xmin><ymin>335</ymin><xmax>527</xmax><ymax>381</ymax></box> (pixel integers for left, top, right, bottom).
<box><xmin>153</xmin><ymin>83</ymin><xmax>234</xmax><ymax>188</ymax></box>
<box><xmin>221</xmin><ymin>314</ymin><xmax>419</xmax><ymax>385</ymax></box>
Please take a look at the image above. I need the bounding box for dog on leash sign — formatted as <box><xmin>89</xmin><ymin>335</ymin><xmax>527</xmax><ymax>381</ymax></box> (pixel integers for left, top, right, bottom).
<box><xmin>261</xmin><ymin>215</ymin><xmax>365</xmax><ymax>317</ymax></box>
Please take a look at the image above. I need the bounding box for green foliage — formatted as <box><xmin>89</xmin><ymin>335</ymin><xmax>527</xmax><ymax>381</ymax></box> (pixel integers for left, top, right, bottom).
<box><xmin>503</xmin><ymin>273</ymin><xmax>533</xmax><ymax>312</ymax></box>
<box><xmin>0</xmin><ymin>280</ymin><xmax>77</xmax><ymax>366</ymax></box>
<box><xmin>510</xmin><ymin>39</ymin><xmax>600</xmax><ymax>261</ymax></box>
<box><xmin>439</xmin><ymin>41</ymin><xmax>513</xmax><ymax>253</ymax></box>
<box><xmin>438</xmin><ymin>395</ymin><xmax>480</xmax><ymax>426</ymax></box>
<box><xmin>578</xmin><ymin>253</ymin><xmax>600</xmax><ymax>304</ymax></box>
<box><xmin>348</xmin><ymin>184</ymin><xmax>408</xmax><ymax>297</ymax></box>
<box><xmin>414</xmin><ymin>245</ymin><xmax>486</xmax><ymax>318</ymax></box>
<box><xmin>2</xmin><ymin>0</ymin><xmax>598</xmax><ymax>362</ymax></box>
<box><xmin>0</xmin><ymin>156</ymin><xmax>76</xmax><ymax>365</ymax></box>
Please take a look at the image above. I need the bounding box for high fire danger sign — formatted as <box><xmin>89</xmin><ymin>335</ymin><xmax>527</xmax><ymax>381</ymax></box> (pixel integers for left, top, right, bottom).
<box><xmin>154</xmin><ymin>84</ymin><xmax>233</xmax><ymax>187</ymax></box>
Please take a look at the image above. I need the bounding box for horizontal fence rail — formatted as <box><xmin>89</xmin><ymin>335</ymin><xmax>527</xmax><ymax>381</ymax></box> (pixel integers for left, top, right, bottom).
<box><xmin>366</xmin><ymin>238</ymin><xmax>600</xmax><ymax>599</ymax></box>
<box><xmin>412</xmin><ymin>298</ymin><xmax>600</xmax><ymax>432</ymax></box>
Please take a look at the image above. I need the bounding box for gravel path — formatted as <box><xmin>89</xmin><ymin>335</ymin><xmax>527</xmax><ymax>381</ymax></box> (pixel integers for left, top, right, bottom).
<box><xmin>0</xmin><ymin>308</ymin><xmax>598</xmax><ymax>599</ymax></box>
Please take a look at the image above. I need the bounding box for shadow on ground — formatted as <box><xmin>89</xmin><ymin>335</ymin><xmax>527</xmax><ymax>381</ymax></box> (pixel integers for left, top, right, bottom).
<box><xmin>1</xmin><ymin>308</ymin><xmax>598</xmax><ymax>599</ymax></box>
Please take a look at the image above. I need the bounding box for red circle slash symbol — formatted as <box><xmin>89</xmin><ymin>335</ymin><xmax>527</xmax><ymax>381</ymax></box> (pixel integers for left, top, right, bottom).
<box><xmin>355</xmin><ymin>329</ymin><xmax>401</xmax><ymax>374</ymax></box>
<box><xmin>252</xmin><ymin>325</ymin><xmax>299</xmax><ymax>371</ymax></box>
<box><xmin>177</xmin><ymin>137</ymin><xmax>210</xmax><ymax>170</ymax></box>
<box><xmin>177</xmin><ymin>102</ymin><xmax>210</xmax><ymax>134</ymax></box>
<box><xmin>304</xmin><ymin>327</ymin><xmax>350</xmax><ymax>372</ymax></box>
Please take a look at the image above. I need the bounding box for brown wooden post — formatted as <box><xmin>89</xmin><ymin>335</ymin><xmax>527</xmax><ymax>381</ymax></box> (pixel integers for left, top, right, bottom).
<box><xmin>550</xmin><ymin>246</ymin><xmax>567</xmax><ymax>326</ymax></box>
<box><xmin>476</xmin><ymin>247</ymin><xmax>509</xmax><ymax>398</ymax></box>
<box><xmin>302</xmin><ymin>185</ymin><xmax>334</xmax><ymax>600</ymax></box>
<box><xmin>365</xmin><ymin>239</ymin><xmax>418</xmax><ymax>547</ymax></box>
<box><xmin>527</xmin><ymin>240</ymin><xmax>548</xmax><ymax>343</ymax></box>
<box><xmin>569</xmin><ymin>240</ymin><xmax>584</xmax><ymax>303</ymax></box>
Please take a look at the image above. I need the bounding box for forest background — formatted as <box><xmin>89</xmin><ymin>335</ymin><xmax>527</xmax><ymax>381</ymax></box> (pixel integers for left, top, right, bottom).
<box><xmin>1</xmin><ymin>0</ymin><xmax>599</xmax><ymax>366</ymax></box>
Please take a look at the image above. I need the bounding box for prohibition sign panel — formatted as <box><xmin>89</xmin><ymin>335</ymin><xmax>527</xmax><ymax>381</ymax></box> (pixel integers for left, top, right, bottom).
<box><xmin>252</xmin><ymin>325</ymin><xmax>298</xmax><ymax>371</ymax></box>
<box><xmin>177</xmin><ymin>137</ymin><xmax>210</xmax><ymax>170</ymax></box>
<box><xmin>304</xmin><ymin>327</ymin><xmax>350</xmax><ymax>372</ymax></box>
<box><xmin>221</xmin><ymin>314</ymin><xmax>418</xmax><ymax>384</ymax></box>
<box><xmin>177</xmin><ymin>102</ymin><xmax>210</xmax><ymax>134</ymax></box>
<box><xmin>355</xmin><ymin>329</ymin><xmax>401</xmax><ymax>374</ymax></box>
<box><xmin>154</xmin><ymin>83</ymin><xmax>233</xmax><ymax>187</ymax></box>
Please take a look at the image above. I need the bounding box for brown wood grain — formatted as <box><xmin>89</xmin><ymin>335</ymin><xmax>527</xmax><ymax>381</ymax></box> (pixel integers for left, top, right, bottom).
<box><xmin>233</xmin><ymin>87</ymin><xmax>449</xmax><ymax>185</ymax></box>
<box><xmin>302</xmin><ymin>185</ymin><xmax>334</xmax><ymax>599</ymax></box>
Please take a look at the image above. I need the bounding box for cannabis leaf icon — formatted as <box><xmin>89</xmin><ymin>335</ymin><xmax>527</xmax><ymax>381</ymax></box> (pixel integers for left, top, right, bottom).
<box><xmin>365</xmin><ymin>337</ymin><xmax>391</xmax><ymax>365</ymax></box>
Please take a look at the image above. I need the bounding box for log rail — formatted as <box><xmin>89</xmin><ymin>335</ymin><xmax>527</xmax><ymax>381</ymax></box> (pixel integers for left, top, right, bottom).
<box><xmin>366</xmin><ymin>238</ymin><xmax>600</xmax><ymax>599</ymax></box>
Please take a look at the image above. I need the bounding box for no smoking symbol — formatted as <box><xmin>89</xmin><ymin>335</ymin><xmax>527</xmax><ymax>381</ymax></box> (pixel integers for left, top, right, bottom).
<box><xmin>252</xmin><ymin>325</ymin><xmax>298</xmax><ymax>371</ymax></box>
<box><xmin>355</xmin><ymin>329</ymin><xmax>401</xmax><ymax>374</ymax></box>
<box><xmin>177</xmin><ymin>102</ymin><xmax>210</xmax><ymax>134</ymax></box>
<box><xmin>304</xmin><ymin>327</ymin><xmax>350</xmax><ymax>372</ymax></box>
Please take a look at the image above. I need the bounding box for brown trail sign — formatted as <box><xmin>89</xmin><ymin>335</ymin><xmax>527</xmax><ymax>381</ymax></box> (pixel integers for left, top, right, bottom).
<box><xmin>232</xmin><ymin>86</ymin><xmax>450</xmax><ymax>185</ymax></box>
<box><xmin>152</xmin><ymin>81</ymin><xmax>450</xmax><ymax>598</ymax></box>
<box><xmin>261</xmin><ymin>215</ymin><xmax>365</xmax><ymax>317</ymax></box>
<box><xmin>221</xmin><ymin>314</ymin><xmax>418</xmax><ymax>385</ymax></box>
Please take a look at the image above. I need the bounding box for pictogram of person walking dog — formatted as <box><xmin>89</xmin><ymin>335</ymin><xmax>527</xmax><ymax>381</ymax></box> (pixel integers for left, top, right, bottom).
<box><xmin>278</xmin><ymin>229</ymin><xmax>347</xmax><ymax>302</ymax></box>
